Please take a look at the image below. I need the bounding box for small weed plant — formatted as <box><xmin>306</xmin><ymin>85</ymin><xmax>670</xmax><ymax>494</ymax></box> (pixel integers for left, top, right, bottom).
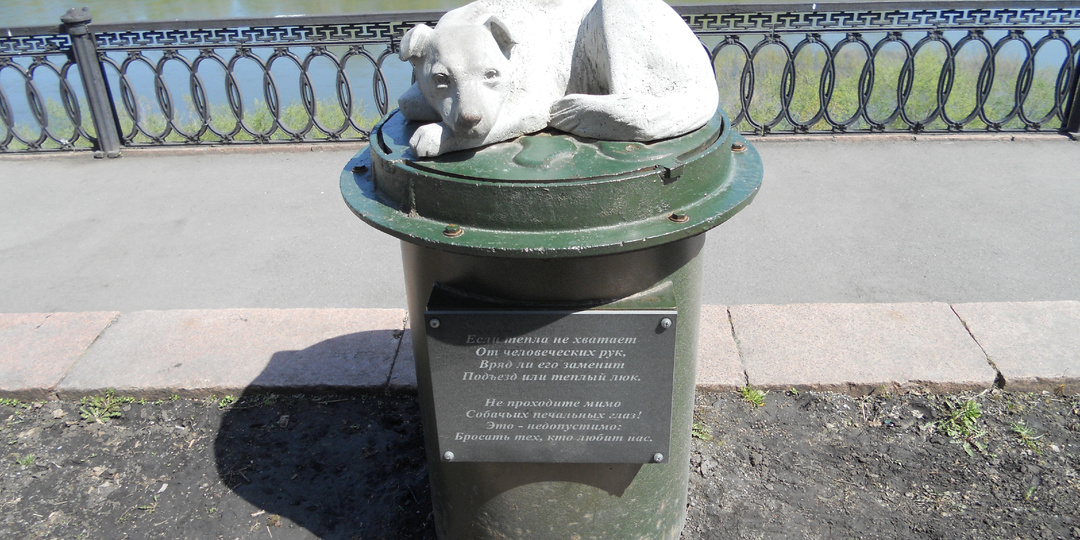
<box><xmin>1010</xmin><ymin>420</ymin><xmax>1042</xmax><ymax>453</ymax></box>
<box><xmin>15</xmin><ymin>453</ymin><xmax>36</xmax><ymax>466</ymax></box>
<box><xmin>217</xmin><ymin>395</ymin><xmax>237</xmax><ymax>409</ymax></box>
<box><xmin>935</xmin><ymin>399</ymin><xmax>988</xmax><ymax>456</ymax></box>
<box><xmin>0</xmin><ymin>398</ymin><xmax>27</xmax><ymax>409</ymax></box>
<box><xmin>692</xmin><ymin>421</ymin><xmax>713</xmax><ymax>441</ymax></box>
<box><xmin>738</xmin><ymin>386</ymin><xmax>767</xmax><ymax>407</ymax></box>
<box><xmin>80</xmin><ymin>389</ymin><xmax>137</xmax><ymax>424</ymax></box>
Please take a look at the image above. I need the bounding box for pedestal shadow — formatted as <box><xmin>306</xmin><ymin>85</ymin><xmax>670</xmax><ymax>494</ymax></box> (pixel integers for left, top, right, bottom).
<box><xmin>212</xmin><ymin>330</ymin><xmax>435</xmax><ymax>539</ymax></box>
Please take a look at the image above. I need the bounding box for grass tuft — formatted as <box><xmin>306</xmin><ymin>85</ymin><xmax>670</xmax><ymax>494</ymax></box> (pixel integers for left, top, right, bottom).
<box><xmin>79</xmin><ymin>389</ymin><xmax>137</xmax><ymax>424</ymax></box>
<box><xmin>1010</xmin><ymin>420</ymin><xmax>1042</xmax><ymax>453</ymax></box>
<box><xmin>738</xmin><ymin>386</ymin><xmax>767</xmax><ymax>407</ymax></box>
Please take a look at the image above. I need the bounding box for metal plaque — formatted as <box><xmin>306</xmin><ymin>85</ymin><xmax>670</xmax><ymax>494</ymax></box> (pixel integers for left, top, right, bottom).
<box><xmin>425</xmin><ymin>308</ymin><xmax>676</xmax><ymax>463</ymax></box>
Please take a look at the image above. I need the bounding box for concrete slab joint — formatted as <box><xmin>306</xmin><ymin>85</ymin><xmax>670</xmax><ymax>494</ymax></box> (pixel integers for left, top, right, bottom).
<box><xmin>952</xmin><ymin>301</ymin><xmax>1080</xmax><ymax>394</ymax></box>
<box><xmin>729</xmin><ymin>302</ymin><xmax>999</xmax><ymax>394</ymax></box>
<box><xmin>387</xmin><ymin>312</ymin><xmax>417</xmax><ymax>390</ymax></box>
<box><xmin>54</xmin><ymin>308</ymin><xmax>409</xmax><ymax>399</ymax></box>
<box><xmin>0</xmin><ymin>312</ymin><xmax>120</xmax><ymax>400</ymax></box>
<box><xmin>695</xmin><ymin>305</ymin><xmax>745</xmax><ymax>390</ymax></box>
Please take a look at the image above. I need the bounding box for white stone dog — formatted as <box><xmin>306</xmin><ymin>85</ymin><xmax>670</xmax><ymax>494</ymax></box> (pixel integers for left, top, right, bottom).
<box><xmin>397</xmin><ymin>0</ymin><xmax>719</xmax><ymax>158</ymax></box>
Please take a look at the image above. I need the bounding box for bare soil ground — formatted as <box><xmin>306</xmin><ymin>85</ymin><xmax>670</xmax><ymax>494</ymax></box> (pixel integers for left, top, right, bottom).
<box><xmin>685</xmin><ymin>389</ymin><xmax>1080</xmax><ymax>540</ymax></box>
<box><xmin>1</xmin><ymin>388</ymin><xmax>1077</xmax><ymax>539</ymax></box>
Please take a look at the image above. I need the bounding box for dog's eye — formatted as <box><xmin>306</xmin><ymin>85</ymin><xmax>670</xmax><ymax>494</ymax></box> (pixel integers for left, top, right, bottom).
<box><xmin>484</xmin><ymin>69</ymin><xmax>499</xmax><ymax>80</ymax></box>
<box><xmin>432</xmin><ymin>73</ymin><xmax>450</xmax><ymax>87</ymax></box>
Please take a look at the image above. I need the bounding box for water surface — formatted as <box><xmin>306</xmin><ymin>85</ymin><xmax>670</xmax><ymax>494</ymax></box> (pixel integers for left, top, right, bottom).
<box><xmin>3</xmin><ymin>0</ymin><xmax>743</xmax><ymax>27</ymax></box>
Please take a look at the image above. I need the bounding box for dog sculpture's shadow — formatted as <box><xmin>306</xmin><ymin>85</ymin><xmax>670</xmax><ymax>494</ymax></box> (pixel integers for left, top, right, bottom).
<box><xmin>212</xmin><ymin>330</ymin><xmax>436</xmax><ymax>539</ymax></box>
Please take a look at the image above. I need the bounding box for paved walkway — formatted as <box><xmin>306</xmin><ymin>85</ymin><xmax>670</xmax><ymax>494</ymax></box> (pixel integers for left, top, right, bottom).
<box><xmin>1</xmin><ymin>136</ymin><xmax>1078</xmax><ymax>399</ymax></box>
<box><xmin>0</xmin><ymin>301</ymin><xmax>1078</xmax><ymax>400</ymax></box>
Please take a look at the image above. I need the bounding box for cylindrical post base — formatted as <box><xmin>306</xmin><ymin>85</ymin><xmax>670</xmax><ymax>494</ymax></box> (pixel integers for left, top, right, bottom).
<box><xmin>401</xmin><ymin>235</ymin><xmax>705</xmax><ymax>540</ymax></box>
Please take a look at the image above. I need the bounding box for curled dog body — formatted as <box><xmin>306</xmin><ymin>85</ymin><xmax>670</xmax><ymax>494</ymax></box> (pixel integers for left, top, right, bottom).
<box><xmin>398</xmin><ymin>0</ymin><xmax>719</xmax><ymax>158</ymax></box>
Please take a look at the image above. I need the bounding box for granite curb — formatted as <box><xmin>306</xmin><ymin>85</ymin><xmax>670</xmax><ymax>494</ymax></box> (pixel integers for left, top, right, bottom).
<box><xmin>1</xmin><ymin>302</ymin><xmax>1077</xmax><ymax>399</ymax></box>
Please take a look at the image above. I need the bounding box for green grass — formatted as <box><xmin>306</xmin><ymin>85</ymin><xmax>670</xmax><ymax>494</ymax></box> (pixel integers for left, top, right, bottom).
<box><xmin>2</xmin><ymin>96</ymin><xmax>381</xmax><ymax>151</ymax></box>
<box><xmin>113</xmin><ymin>97</ymin><xmax>382</xmax><ymax>146</ymax></box>
<box><xmin>2</xmin><ymin>45</ymin><xmax>1067</xmax><ymax>153</ymax></box>
<box><xmin>710</xmin><ymin>43</ymin><xmax>1063</xmax><ymax>134</ymax></box>
<box><xmin>0</xmin><ymin>398</ymin><xmax>28</xmax><ymax>409</ymax></box>
<box><xmin>1010</xmin><ymin>420</ymin><xmax>1043</xmax><ymax>453</ymax></box>
<box><xmin>738</xmin><ymin>385</ymin><xmax>767</xmax><ymax>407</ymax></box>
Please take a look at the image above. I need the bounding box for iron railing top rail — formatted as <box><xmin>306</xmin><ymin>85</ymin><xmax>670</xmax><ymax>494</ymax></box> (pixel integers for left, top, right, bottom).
<box><xmin>3</xmin><ymin>1</ymin><xmax>1079</xmax><ymax>43</ymax></box>
<box><xmin>679</xmin><ymin>1</ymin><xmax>1080</xmax><ymax>33</ymax></box>
<box><xmin>0</xmin><ymin>9</ymin><xmax>441</xmax><ymax>37</ymax></box>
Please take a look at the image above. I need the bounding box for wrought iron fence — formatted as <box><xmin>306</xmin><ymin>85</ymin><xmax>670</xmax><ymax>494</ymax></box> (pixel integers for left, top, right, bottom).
<box><xmin>1</xmin><ymin>1</ymin><xmax>1078</xmax><ymax>154</ymax></box>
<box><xmin>684</xmin><ymin>1</ymin><xmax>1080</xmax><ymax>134</ymax></box>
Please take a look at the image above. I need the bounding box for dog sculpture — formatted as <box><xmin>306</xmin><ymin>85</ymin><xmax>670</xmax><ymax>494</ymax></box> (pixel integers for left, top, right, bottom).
<box><xmin>397</xmin><ymin>0</ymin><xmax>719</xmax><ymax>158</ymax></box>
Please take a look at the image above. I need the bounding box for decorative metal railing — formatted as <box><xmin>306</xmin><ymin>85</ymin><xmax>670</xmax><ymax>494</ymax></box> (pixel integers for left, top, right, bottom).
<box><xmin>683</xmin><ymin>1</ymin><xmax>1080</xmax><ymax>134</ymax></box>
<box><xmin>1</xmin><ymin>1</ymin><xmax>1078</xmax><ymax>154</ymax></box>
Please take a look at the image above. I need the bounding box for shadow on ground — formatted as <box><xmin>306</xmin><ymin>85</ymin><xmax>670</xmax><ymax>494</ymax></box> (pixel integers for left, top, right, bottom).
<box><xmin>213</xmin><ymin>331</ymin><xmax>435</xmax><ymax>539</ymax></box>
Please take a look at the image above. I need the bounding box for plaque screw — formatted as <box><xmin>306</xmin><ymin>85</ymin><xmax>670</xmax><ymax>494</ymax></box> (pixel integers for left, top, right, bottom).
<box><xmin>660</xmin><ymin>317</ymin><xmax>673</xmax><ymax>329</ymax></box>
<box><xmin>668</xmin><ymin>212</ymin><xmax>689</xmax><ymax>223</ymax></box>
<box><xmin>652</xmin><ymin>453</ymin><xmax>664</xmax><ymax>463</ymax></box>
<box><xmin>731</xmin><ymin>141</ymin><xmax>747</xmax><ymax>153</ymax></box>
<box><xmin>443</xmin><ymin>451</ymin><xmax>455</xmax><ymax>461</ymax></box>
<box><xmin>429</xmin><ymin>318</ymin><xmax>441</xmax><ymax>329</ymax></box>
<box><xmin>443</xmin><ymin>224</ymin><xmax>464</xmax><ymax>237</ymax></box>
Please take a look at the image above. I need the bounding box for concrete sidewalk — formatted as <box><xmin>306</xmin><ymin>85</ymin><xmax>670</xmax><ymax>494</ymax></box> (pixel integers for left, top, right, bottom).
<box><xmin>2</xmin><ymin>137</ymin><xmax>1078</xmax><ymax>399</ymax></box>
<box><xmin>2</xmin><ymin>301</ymin><xmax>1077</xmax><ymax>400</ymax></box>
<box><xmin>2</xmin><ymin>137</ymin><xmax>1079</xmax><ymax>313</ymax></box>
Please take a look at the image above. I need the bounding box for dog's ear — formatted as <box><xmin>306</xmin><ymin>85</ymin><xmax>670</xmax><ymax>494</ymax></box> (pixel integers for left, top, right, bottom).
<box><xmin>400</xmin><ymin>23</ymin><xmax>433</xmax><ymax>62</ymax></box>
<box><xmin>484</xmin><ymin>16</ymin><xmax>516</xmax><ymax>59</ymax></box>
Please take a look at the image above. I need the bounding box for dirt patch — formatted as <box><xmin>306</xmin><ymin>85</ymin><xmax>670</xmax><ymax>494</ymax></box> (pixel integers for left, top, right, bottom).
<box><xmin>1</xmin><ymin>389</ymin><xmax>1077</xmax><ymax>539</ymax></box>
<box><xmin>686</xmin><ymin>389</ymin><xmax>1080</xmax><ymax>540</ymax></box>
<box><xmin>1</xmin><ymin>392</ymin><xmax>431</xmax><ymax>540</ymax></box>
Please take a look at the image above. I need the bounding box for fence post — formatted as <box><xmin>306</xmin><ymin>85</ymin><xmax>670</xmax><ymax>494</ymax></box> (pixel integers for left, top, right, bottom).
<box><xmin>61</xmin><ymin>7</ymin><xmax>122</xmax><ymax>157</ymax></box>
<box><xmin>1064</xmin><ymin>51</ymin><xmax>1080</xmax><ymax>134</ymax></box>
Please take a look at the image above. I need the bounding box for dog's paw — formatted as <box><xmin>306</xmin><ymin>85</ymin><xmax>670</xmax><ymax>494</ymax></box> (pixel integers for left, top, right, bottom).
<box><xmin>409</xmin><ymin>123</ymin><xmax>446</xmax><ymax>158</ymax></box>
<box><xmin>550</xmin><ymin>94</ymin><xmax>636</xmax><ymax>137</ymax></box>
<box><xmin>548</xmin><ymin>95</ymin><xmax>593</xmax><ymax>132</ymax></box>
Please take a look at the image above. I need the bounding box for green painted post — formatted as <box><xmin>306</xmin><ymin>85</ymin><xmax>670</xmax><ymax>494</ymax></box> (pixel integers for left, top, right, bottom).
<box><xmin>342</xmin><ymin>109</ymin><xmax>761</xmax><ymax>539</ymax></box>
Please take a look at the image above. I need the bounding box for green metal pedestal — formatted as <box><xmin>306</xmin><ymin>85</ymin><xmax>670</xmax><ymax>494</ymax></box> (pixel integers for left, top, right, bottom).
<box><xmin>341</xmin><ymin>110</ymin><xmax>761</xmax><ymax>539</ymax></box>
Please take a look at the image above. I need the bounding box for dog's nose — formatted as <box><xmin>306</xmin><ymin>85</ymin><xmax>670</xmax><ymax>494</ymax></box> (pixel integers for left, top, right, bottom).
<box><xmin>458</xmin><ymin>112</ymin><xmax>483</xmax><ymax>127</ymax></box>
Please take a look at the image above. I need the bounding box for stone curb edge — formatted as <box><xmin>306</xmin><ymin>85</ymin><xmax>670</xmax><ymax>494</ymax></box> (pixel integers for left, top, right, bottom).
<box><xmin>1</xmin><ymin>302</ymin><xmax>1076</xmax><ymax>400</ymax></box>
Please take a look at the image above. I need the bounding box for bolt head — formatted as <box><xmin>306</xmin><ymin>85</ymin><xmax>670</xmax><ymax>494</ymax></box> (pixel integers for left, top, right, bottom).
<box><xmin>652</xmin><ymin>453</ymin><xmax>664</xmax><ymax>463</ymax></box>
<box><xmin>429</xmin><ymin>318</ymin><xmax>441</xmax><ymax>329</ymax></box>
<box><xmin>443</xmin><ymin>451</ymin><xmax>455</xmax><ymax>461</ymax></box>
<box><xmin>443</xmin><ymin>224</ymin><xmax>463</xmax><ymax>237</ymax></box>
<box><xmin>660</xmin><ymin>318</ymin><xmax>673</xmax><ymax>329</ymax></box>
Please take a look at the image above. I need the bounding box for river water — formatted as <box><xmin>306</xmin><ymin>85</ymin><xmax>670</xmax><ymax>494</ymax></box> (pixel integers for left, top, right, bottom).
<box><xmin>0</xmin><ymin>0</ymin><xmax>747</xmax><ymax>146</ymax></box>
<box><xmin>2</xmin><ymin>0</ymin><xmax>728</xmax><ymax>27</ymax></box>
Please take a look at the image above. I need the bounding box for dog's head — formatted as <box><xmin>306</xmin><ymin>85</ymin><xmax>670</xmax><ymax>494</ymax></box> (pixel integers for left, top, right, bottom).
<box><xmin>400</xmin><ymin>17</ymin><xmax>518</xmax><ymax>138</ymax></box>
